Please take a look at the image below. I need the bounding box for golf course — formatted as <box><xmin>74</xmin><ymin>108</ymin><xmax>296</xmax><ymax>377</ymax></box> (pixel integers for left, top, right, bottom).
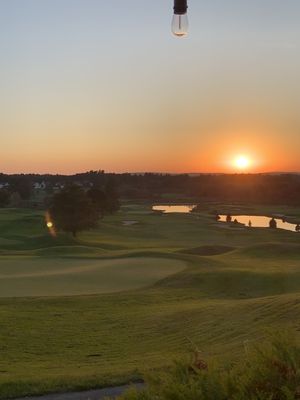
<box><xmin>1</xmin><ymin>203</ymin><xmax>300</xmax><ymax>399</ymax></box>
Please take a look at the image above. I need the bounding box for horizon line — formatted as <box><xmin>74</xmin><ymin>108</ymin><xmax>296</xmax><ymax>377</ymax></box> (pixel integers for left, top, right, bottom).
<box><xmin>1</xmin><ymin>170</ymin><xmax>300</xmax><ymax>177</ymax></box>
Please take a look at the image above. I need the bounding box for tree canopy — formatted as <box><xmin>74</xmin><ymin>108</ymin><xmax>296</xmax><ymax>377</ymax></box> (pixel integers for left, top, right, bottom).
<box><xmin>87</xmin><ymin>179</ymin><xmax>120</xmax><ymax>216</ymax></box>
<box><xmin>50</xmin><ymin>185</ymin><xmax>99</xmax><ymax>237</ymax></box>
<box><xmin>0</xmin><ymin>190</ymin><xmax>10</xmax><ymax>208</ymax></box>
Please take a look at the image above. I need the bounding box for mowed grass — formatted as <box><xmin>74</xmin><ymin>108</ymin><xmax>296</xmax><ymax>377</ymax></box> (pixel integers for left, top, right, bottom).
<box><xmin>0</xmin><ymin>205</ymin><xmax>300</xmax><ymax>398</ymax></box>
<box><xmin>0</xmin><ymin>257</ymin><xmax>186</xmax><ymax>297</ymax></box>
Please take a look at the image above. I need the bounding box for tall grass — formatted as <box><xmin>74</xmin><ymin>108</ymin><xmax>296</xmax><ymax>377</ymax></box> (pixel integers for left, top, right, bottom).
<box><xmin>119</xmin><ymin>333</ymin><xmax>300</xmax><ymax>400</ymax></box>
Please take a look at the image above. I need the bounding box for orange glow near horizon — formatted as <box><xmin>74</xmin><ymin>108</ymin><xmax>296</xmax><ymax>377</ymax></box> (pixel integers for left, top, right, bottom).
<box><xmin>184</xmin><ymin>123</ymin><xmax>295</xmax><ymax>174</ymax></box>
<box><xmin>0</xmin><ymin>126</ymin><xmax>298</xmax><ymax>175</ymax></box>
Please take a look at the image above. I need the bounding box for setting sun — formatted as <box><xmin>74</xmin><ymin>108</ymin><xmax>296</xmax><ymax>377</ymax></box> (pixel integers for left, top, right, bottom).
<box><xmin>234</xmin><ymin>155</ymin><xmax>250</xmax><ymax>170</ymax></box>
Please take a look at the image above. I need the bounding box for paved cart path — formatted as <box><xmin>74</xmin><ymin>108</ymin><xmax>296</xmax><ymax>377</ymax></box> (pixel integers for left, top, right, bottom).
<box><xmin>15</xmin><ymin>383</ymin><xmax>145</xmax><ymax>400</ymax></box>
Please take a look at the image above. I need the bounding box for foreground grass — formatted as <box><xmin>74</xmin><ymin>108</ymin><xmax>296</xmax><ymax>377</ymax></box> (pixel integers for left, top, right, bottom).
<box><xmin>119</xmin><ymin>333</ymin><xmax>300</xmax><ymax>400</ymax></box>
<box><xmin>0</xmin><ymin>204</ymin><xmax>300</xmax><ymax>398</ymax></box>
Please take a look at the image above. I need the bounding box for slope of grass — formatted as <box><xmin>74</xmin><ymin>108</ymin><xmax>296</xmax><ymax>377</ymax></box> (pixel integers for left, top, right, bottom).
<box><xmin>0</xmin><ymin>205</ymin><xmax>299</xmax><ymax>398</ymax></box>
<box><xmin>0</xmin><ymin>256</ymin><xmax>186</xmax><ymax>297</ymax></box>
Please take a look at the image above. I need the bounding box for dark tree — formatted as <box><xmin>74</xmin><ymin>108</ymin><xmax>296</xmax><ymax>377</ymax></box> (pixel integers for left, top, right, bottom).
<box><xmin>269</xmin><ymin>218</ymin><xmax>277</xmax><ymax>229</ymax></box>
<box><xmin>87</xmin><ymin>187</ymin><xmax>107</xmax><ymax>217</ymax></box>
<box><xmin>13</xmin><ymin>177</ymin><xmax>32</xmax><ymax>200</ymax></box>
<box><xmin>10</xmin><ymin>192</ymin><xmax>22</xmax><ymax>207</ymax></box>
<box><xmin>45</xmin><ymin>182</ymin><xmax>54</xmax><ymax>195</ymax></box>
<box><xmin>105</xmin><ymin>179</ymin><xmax>120</xmax><ymax>214</ymax></box>
<box><xmin>50</xmin><ymin>185</ymin><xmax>99</xmax><ymax>237</ymax></box>
<box><xmin>0</xmin><ymin>190</ymin><xmax>10</xmax><ymax>207</ymax></box>
<box><xmin>226</xmin><ymin>214</ymin><xmax>232</xmax><ymax>223</ymax></box>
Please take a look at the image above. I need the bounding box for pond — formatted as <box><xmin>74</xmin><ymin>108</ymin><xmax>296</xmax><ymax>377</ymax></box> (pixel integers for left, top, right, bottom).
<box><xmin>219</xmin><ymin>215</ymin><xmax>300</xmax><ymax>233</ymax></box>
<box><xmin>152</xmin><ymin>205</ymin><xmax>196</xmax><ymax>213</ymax></box>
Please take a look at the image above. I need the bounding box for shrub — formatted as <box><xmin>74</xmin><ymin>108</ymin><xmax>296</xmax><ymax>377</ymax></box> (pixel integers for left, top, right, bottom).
<box><xmin>118</xmin><ymin>333</ymin><xmax>300</xmax><ymax>400</ymax></box>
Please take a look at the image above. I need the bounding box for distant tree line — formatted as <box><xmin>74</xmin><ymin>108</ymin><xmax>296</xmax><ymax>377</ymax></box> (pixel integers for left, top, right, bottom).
<box><xmin>0</xmin><ymin>177</ymin><xmax>32</xmax><ymax>208</ymax></box>
<box><xmin>1</xmin><ymin>171</ymin><xmax>300</xmax><ymax>207</ymax></box>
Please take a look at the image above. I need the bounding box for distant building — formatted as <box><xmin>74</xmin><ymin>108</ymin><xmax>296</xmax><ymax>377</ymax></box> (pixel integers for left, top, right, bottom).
<box><xmin>33</xmin><ymin>181</ymin><xmax>46</xmax><ymax>190</ymax></box>
<box><xmin>0</xmin><ymin>182</ymin><xmax>9</xmax><ymax>189</ymax></box>
<box><xmin>53</xmin><ymin>183</ymin><xmax>65</xmax><ymax>192</ymax></box>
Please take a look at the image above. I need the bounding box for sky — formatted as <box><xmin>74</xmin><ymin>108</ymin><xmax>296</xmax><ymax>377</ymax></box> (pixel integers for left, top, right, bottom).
<box><xmin>0</xmin><ymin>0</ymin><xmax>300</xmax><ymax>174</ymax></box>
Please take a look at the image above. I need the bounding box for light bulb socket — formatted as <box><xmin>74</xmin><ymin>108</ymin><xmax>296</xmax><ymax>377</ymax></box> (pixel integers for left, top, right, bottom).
<box><xmin>174</xmin><ymin>0</ymin><xmax>188</xmax><ymax>15</ymax></box>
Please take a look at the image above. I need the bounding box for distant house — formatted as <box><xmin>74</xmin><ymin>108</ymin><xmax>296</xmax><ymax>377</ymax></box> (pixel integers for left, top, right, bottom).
<box><xmin>0</xmin><ymin>182</ymin><xmax>9</xmax><ymax>190</ymax></box>
<box><xmin>33</xmin><ymin>181</ymin><xmax>46</xmax><ymax>190</ymax></box>
<box><xmin>53</xmin><ymin>183</ymin><xmax>65</xmax><ymax>192</ymax></box>
<box><xmin>81</xmin><ymin>181</ymin><xmax>94</xmax><ymax>189</ymax></box>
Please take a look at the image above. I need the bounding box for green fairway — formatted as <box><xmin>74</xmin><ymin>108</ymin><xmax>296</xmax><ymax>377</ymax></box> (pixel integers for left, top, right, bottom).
<box><xmin>0</xmin><ymin>204</ymin><xmax>300</xmax><ymax>398</ymax></box>
<box><xmin>0</xmin><ymin>256</ymin><xmax>186</xmax><ymax>297</ymax></box>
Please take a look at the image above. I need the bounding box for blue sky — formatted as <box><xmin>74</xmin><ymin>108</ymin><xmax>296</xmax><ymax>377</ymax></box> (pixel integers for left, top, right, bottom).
<box><xmin>1</xmin><ymin>0</ymin><xmax>300</xmax><ymax>173</ymax></box>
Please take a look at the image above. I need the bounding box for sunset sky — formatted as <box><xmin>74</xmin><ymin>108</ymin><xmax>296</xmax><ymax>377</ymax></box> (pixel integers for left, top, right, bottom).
<box><xmin>1</xmin><ymin>0</ymin><xmax>300</xmax><ymax>174</ymax></box>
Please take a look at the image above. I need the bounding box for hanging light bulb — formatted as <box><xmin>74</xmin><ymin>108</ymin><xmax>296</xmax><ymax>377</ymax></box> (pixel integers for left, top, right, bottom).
<box><xmin>172</xmin><ymin>0</ymin><xmax>189</xmax><ymax>37</ymax></box>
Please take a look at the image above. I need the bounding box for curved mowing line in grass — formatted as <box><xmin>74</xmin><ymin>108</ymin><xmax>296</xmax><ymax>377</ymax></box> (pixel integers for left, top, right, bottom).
<box><xmin>0</xmin><ymin>257</ymin><xmax>187</xmax><ymax>298</ymax></box>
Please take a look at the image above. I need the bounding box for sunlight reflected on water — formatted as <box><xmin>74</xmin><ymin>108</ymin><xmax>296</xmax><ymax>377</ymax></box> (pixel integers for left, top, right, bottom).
<box><xmin>152</xmin><ymin>205</ymin><xmax>195</xmax><ymax>213</ymax></box>
<box><xmin>219</xmin><ymin>215</ymin><xmax>298</xmax><ymax>232</ymax></box>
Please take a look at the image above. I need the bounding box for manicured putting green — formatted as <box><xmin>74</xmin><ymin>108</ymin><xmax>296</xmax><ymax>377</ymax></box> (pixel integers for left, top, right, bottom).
<box><xmin>0</xmin><ymin>256</ymin><xmax>186</xmax><ymax>298</ymax></box>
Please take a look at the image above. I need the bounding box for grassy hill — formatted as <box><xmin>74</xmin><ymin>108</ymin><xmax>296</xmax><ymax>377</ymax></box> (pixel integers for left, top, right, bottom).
<box><xmin>0</xmin><ymin>204</ymin><xmax>300</xmax><ymax>398</ymax></box>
